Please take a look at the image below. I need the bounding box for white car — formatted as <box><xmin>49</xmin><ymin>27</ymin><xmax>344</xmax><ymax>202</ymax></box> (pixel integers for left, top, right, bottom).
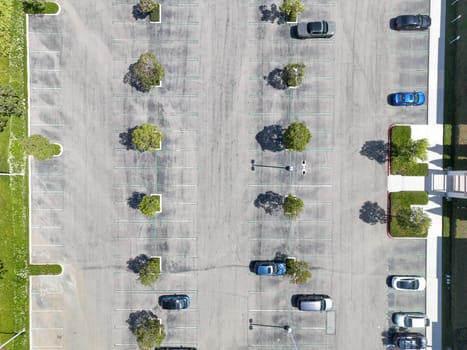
<box><xmin>391</xmin><ymin>276</ymin><xmax>426</xmax><ymax>291</ymax></box>
<box><xmin>392</xmin><ymin>312</ymin><xmax>430</xmax><ymax>328</ymax></box>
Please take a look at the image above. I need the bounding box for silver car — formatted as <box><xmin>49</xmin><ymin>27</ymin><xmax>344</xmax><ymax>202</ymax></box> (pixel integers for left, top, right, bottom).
<box><xmin>392</xmin><ymin>312</ymin><xmax>430</xmax><ymax>328</ymax></box>
<box><xmin>296</xmin><ymin>21</ymin><xmax>335</xmax><ymax>39</ymax></box>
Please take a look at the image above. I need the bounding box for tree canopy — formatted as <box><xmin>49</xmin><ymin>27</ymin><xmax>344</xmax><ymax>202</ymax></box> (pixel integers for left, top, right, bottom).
<box><xmin>279</xmin><ymin>0</ymin><xmax>305</xmax><ymax>21</ymax></box>
<box><xmin>138</xmin><ymin>195</ymin><xmax>161</xmax><ymax>217</ymax></box>
<box><xmin>0</xmin><ymin>85</ymin><xmax>24</xmax><ymax>117</ymax></box>
<box><xmin>22</xmin><ymin>134</ymin><xmax>60</xmax><ymax>161</ymax></box>
<box><xmin>139</xmin><ymin>0</ymin><xmax>158</xmax><ymax>13</ymax></box>
<box><xmin>283</xmin><ymin>122</ymin><xmax>311</xmax><ymax>151</ymax></box>
<box><xmin>395</xmin><ymin>207</ymin><xmax>431</xmax><ymax>237</ymax></box>
<box><xmin>286</xmin><ymin>260</ymin><xmax>311</xmax><ymax>284</ymax></box>
<box><xmin>283</xmin><ymin>63</ymin><xmax>306</xmax><ymax>87</ymax></box>
<box><xmin>138</xmin><ymin>257</ymin><xmax>161</xmax><ymax>286</ymax></box>
<box><xmin>134</xmin><ymin>318</ymin><xmax>165</xmax><ymax>350</ymax></box>
<box><xmin>134</xmin><ymin>52</ymin><xmax>165</xmax><ymax>91</ymax></box>
<box><xmin>283</xmin><ymin>194</ymin><xmax>304</xmax><ymax>219</ymax></box>
<box><xmin>132</xmin><ymin>123</ymin><xmax>164</xmax><ymax>152</ymax></box>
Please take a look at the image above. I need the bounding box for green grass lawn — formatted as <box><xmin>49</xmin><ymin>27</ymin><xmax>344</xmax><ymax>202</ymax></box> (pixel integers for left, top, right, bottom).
<box><xmin>390</xmin><ymin>126</ymin><xmax>428</xmax><ymax>176</ymax></box>
<box><xmin>0</xmin><ymin>1</ymin><xmax>30</xmax><ymax>349</ymax></box>
<box><xmin>389</xmin><ymin>191</ymin><xmax>429</xmax><ymax>237</ymax></box>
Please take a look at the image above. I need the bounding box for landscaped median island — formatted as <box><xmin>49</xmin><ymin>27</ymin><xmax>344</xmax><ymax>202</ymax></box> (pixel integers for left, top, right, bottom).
<box><xmin>22</xmin><ymin>0</ymin><xmax>60</xmax><ymax>15</ymax></box>
<box><xmin>389</xmin><ymin>191</ymin><xmax>431</xmax><ymax>238</ymax></box>
<box><xmin>390</xmin><ymin>125</ymin><xmax>428</xmax><ymax>176</ymax></box>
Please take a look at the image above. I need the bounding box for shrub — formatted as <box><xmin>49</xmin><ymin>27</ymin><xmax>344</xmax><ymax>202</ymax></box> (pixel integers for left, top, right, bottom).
<box><xmin>138</xmin><ymin>257</ymin><xmax>160</xmax><ymax>285</ymax></box>
<box><xmin>132</xmin><ymin>123</ymin><xmax>164</xmax><ymax>152</ymax></box>
<box><xmin>286</xmin><ymin>259</ymin><xmax>311</xmax><ymax>284</ymax></box>
<box><xmin>22</xmin><ymin>134</ymin><xmax>60</xmax><ymax>161</ymax></box>
<box><xmin>22</xmin><ymin>0</ymin><xmax>46</xmax><ymax>13</ymax></box>
<box><xmin>134</xmin><ymin>52</ymin><xmax>165</xmax><ymax>91</ymax></box>
<box><xmin>139</xmin><ymin>0</ymin><xmax>158</xmax><ymax>13</ymax></box>
<box><xmin>0</xmin><ymin>85</ymin><xmax>24</xmax><ymax>117</ymax></box>
<box><xmin>279</xmin><ymin>0</ymin><xmax>305</xmax><ymax>22</ymax></box>
<box><xmin>283</xmin><ymin>63</ymin><xmax>306</xmax><ymax>87</ymax></box>
<box><xmin>283</xmin><ymin>122</ymin><xmax>311</xmax><ymax>151</ymax></box>
<box><xmin>0</xmin><ymin>0</ymin><xmax>14</xmax><ymax>55</ymax></box>
<box><xmin>138</xmin><ymin>195</ymin><xmax>161</xmax><ymax>217</ymax></box>
<box><xmin>149</xmin><ymin>4</ymin><xmax>160</xmax><ymax>22</ymax></box>
<box><xmin>283</xmin><ymin>194</ymin><xmax>304</xmax><ymax>219</ymax></box>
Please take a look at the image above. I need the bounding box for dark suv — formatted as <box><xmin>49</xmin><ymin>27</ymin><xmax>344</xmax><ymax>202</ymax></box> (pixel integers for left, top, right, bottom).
<box><xmin>394</xmin><ymin>332</ymin><xmax>427</xmax><ymax>349</ymax></box>
<box><xmin>394</xmin><ymin>15</ymin><xmax>431</xmax><ymax>30</ymax></box>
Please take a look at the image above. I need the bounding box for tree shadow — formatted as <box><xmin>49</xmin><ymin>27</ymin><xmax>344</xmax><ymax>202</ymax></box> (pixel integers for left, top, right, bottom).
<box><xmin>128</xmin><ymin>192</ymin><xmax>146</xmax><ymax>209</ymax></box>
<box><xmin>360</xmin><ymin>140</ymin><xmax>388</xmax><ymax>163</ymax></box>
<box><xmin>127</xmin><ymin>254</ymin><xmax>150</xmax><ymax>273</ymax></box>
<box><xmin>127</xmin><ymin>310</ymin><xmax>158</xmax><ymax>333</ymax></box>
<box><xmin>258</xmin><ymin>4</ymin><xmax>286</xmax><ymax>24</ymax></box>
<box><xmin>254</xmin><ymin>191</ymin><xmax>284</xmax><ymax>215</ymax></box>
<box><xmin>359</xmin><ymin>201</ymin><xmax>387</xmax><ymax>225</ymax></box>
<box><xmin>123</xmin><ymin>63</ymin><xmax>149</xmax><ymax>92</ymax></box>
<box><xmin>119</xmin><ymin>127</ymin><xmax>137</xmax><ymax>150</ymax></box>
<box><xmin>132</xmin><ymin>4</ymin><xmax>148</xmax><ymax>20</ymax></box>
<box><xmin>255</xmin><ymin>125</ymin><xmax>286</xmax><ymax>152</ymax></box>
<box><xmin>264</xmin><ymin>68</ymin><xmax>287</xmax><ymax>90</ymax></box>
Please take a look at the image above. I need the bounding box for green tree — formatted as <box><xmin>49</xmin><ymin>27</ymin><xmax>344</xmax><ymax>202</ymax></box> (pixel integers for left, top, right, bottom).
<box><xmin>134</xmin><ymin>52</ymin><xmax>165</xmax><ymax>91</ymax></box>
<box><xmin>283</xmin><ymin>122</ymin><xmax>311</xmax><ymax>151</ymax></box>
<box><xmin>279</xmin><ymin>0</ymin><xmax>305</xmax><ymax>21</ymax></box>
<box><xmin>283</xmin><ymin>194</ymin><xmax>304</xmax><ymax>219</ymax></box>
<box><xmin>138</xmin><ymin>0</ymin><xmax>158</xmax><ymax>13</ymax></box>
<box><xmin>283</xmin><ymin>63</ymin><xmax>306</xmax><ymax>87</ymax></box>
<box><xmin>138</xmin><ymin>257</ymin><xmax>161</xmax><ymax>285</ymax></box>
<box><xmin>22</xmin><ymin>0</ymin><xmax>46</xmax><ymax>14</ymax></box>
<box><xmin>138</xmin><ymin>195</ymin><xmax>161</xmax><ymax>217</ymax></box>
<box><xmin>134</xmin><ymin>318</ymin><xmax>165</xmax><ymax>350</ymax></box>
<box><xmin>0</xmin><ymin>85</ymin><xmax>24</xmax><ymax>117</ymax></box>
<box><xmin>132</xmin><ymin>123</ymin><xmax>164</xmax><ymax>152</ymax></box>
<box><xmin>395</xmin><ymin>207</ymin><xmax>431</xmax><ymax>237</ymax></box>
<box><xmin>286</xmin><ymin>260</ymin><xmax>311</xmax><ymax>284</ymax></box>
<box><xmin>394</xmin><ymin>138</ymin><xmax>429</xmax><ymax>161</ymax></box>
<box><xmin>22</xmin><ymin>134</ymin><xmax>60</xmax><ymax>161</ymax></box>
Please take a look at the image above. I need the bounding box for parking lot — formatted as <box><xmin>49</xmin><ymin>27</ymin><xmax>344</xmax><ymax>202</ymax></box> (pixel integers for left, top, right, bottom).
<box><xmin>27</xmin><ymin>0</ymin><xmax>431</xmax><ymax>349</ymax></box>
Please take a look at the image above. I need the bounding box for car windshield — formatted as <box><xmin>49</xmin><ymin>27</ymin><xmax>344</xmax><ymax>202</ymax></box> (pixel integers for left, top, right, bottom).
<box><xmin>398</xmin><ymin>280</ymin><xmax>419</xmax><ymax>289</ymax></box>
<box><xmin>400</xmin><ymin>339</ymin><xmax>417</xmax><ymax>348</ymax></box>
<box><xmin>413</xmin><ymin>93</ymin><xmax>419</xmax><ymax>103</ymax></box>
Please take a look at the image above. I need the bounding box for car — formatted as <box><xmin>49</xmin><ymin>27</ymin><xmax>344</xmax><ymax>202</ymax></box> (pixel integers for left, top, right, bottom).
<box><xmin>295</xmin><ymin>294</ymin><xmax>333</xmax><ymax>311</ymax></box>
<box><xmin>393</xmin><ymin>332</ymin><xmax>427</xmax><ymax>349</ymax></box>
<box><xmin>296</xmin><ymin>21</ymin><xmax>335</xmax><ymax>38</ymax></box>
<box><xmin>253</xmin><ymin>261</ymin><xmax>286</xmax><ymax>276</ymax></box>
<box><xmin>389</xmin><ymin>91</ymin><xmax>425</xmax><ymax>106</ymax></box>
<box><xmin>391</xmin><ymin>276</ymin><xmax>426</xmax><ymax>291</ymax></box>
<box><xmin>158</xmin><ymin>294</ymin><xmax>190</xmax><ymax>310</ymax></box>
<box><xmin>392</xmin><ymin>312</ymin><xmax>430</xmax><ymax>328</ymax></box>
<box><xmin>394</xmin><ymin>15</ymin><xmax>431</xmax><ymax>30</ymax></box>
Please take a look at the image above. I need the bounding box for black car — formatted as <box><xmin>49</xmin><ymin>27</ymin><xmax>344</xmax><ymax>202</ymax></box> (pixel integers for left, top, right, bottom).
<box><xmin>394</xmin><ymin>332</ymin><xmax>427</xmax><ymax>349</ymax></box>
<box><xmin>158</xmin><ymin>294</ymin><xmax>190</xmax><ymax>310</ymax></box>
<box><xmin>394</xmin><ymin>15</ymin><xmax>431</xmax><ymax>30</ymax></box>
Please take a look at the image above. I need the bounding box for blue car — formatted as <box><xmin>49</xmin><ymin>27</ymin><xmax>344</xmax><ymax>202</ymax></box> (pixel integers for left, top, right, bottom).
<box><xmin>158</xmin><ymin>294</ymin><xmax>190</xmax><ymax>310</ymax></box>
<box><xmin>253</xmin><ymin>261</ymin><xmax>286</xmax><ymax>276</ymax></box>
<box><xmin>390</xmin><ymin>91</ymin><xmax>425</xmax><ymax>106</ymax></box>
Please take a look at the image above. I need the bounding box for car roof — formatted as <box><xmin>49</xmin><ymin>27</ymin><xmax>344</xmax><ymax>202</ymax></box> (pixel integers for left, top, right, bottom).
<box><xmin>398</xmin><ymin>15</ymin><xmax>420</xmax><ymax>25</ymax></box>
<box><xmin>309</xmin><ymin>21</ymin><xmax>323</xmax><ymax>33</ymax></box>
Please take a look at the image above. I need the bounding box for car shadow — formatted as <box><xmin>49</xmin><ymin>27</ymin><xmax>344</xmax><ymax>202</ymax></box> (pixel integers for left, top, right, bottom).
<box><xmin>387</xmin><ymin>94</ymin><xmax>395</xmax><ymax>105</ymax></box>
<box><xmin>389</xmin><ymin>18</ymin><xmax>397</xmax><ymax>30</ymax></box>
<box><xmin>290</xmin><ymin>294</ymin><xmax>301</xmax><ymax>307</ymax></box>
<box><xmin>386</xmin><ymin>275</ymin><xmax>395</xmax><ymax>287</ymax></box>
